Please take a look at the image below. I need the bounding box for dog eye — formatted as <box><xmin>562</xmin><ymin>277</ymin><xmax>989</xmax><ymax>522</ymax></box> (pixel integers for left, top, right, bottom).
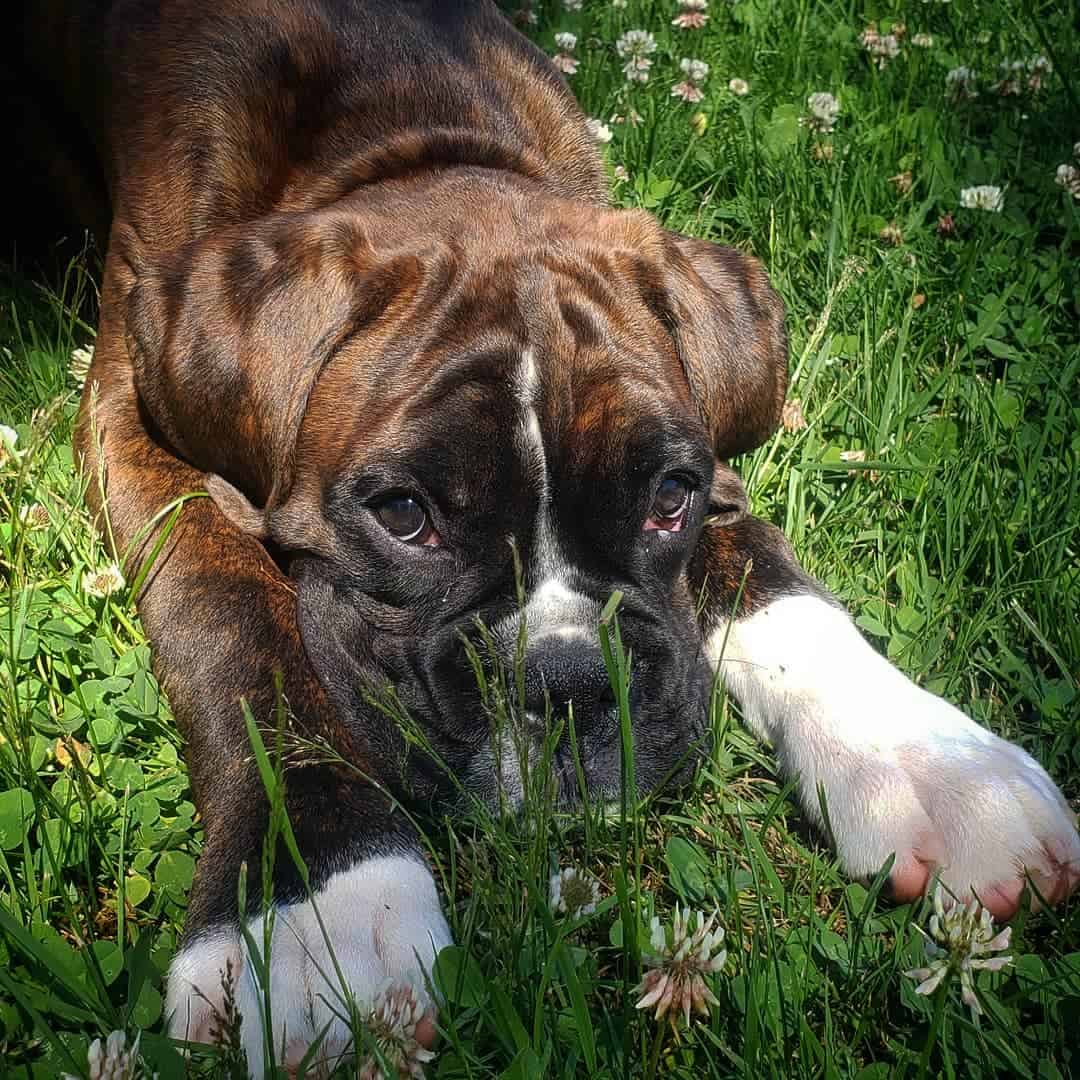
<box><xmin>644</xmin><ymin>476</ymin><xmax>691</xmax><ymax>532</ymax></box>
<box><xmin>373</xmin><ymin>495</ymin><xmax>439</xmax><ymax>545</ymax></box>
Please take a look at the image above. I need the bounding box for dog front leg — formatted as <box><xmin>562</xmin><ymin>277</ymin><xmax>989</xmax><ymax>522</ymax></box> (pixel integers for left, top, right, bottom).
<box><xmin>693</xmin><ymin>515</ymin><xmax>1079</xmax><ymax>917</ymax></box>
<box><xmin>78</xmin><ymin>271</ymin><xmax>450</xmax><ymax>1076</ymax></box>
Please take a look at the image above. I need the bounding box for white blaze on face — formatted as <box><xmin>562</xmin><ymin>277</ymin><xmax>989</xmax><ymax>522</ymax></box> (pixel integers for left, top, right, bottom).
<box><xmin>509</xmin><ymin>349</ymin><xmax>597</xmax><ymax>643</ymax></box>
<box><xmin>515</xmin><ymin>347</ymin><xmax>546</xmax><ymax>493</ymax></box>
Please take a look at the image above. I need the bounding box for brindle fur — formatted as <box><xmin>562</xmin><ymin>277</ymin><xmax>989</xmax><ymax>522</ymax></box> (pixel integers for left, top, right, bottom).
<box><xmin>15</xmin><ymin>0</ymin><xmax>810</xmax><ymax>937</ymax></box>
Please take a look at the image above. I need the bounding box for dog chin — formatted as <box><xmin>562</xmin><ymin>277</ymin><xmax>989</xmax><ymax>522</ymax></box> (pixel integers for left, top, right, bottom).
<box><xmin>451</xmin><ymin>705</ymin><xmax>711</xmax><ymax>813</ymax></box>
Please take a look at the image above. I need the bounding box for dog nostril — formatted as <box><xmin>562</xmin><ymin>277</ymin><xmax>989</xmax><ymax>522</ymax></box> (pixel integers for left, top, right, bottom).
<box><xmin>522</xmin><ymin>638</ymin><xmax>615</xmax><ymax>727</ymax></box>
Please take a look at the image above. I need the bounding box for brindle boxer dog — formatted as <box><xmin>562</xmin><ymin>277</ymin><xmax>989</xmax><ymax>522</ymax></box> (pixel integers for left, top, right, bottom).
<box><xmin>16</xmin><ymin>0</ymin><xmax>1079</xmax><ymax>1073</ymax></box>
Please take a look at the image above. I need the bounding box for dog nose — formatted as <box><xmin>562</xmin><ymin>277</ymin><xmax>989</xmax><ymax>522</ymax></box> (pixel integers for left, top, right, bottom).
<box><xmin>522</xmin><ymin>636</ymin><xmax>615</xmax><ymax>727</ymax></box>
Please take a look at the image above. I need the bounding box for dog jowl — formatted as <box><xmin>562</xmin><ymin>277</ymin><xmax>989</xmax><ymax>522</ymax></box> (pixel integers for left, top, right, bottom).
<box><xmin>20</xmin><ymin>0</ymin><xmax>1077</xmax><ymax>1072</ymax></box>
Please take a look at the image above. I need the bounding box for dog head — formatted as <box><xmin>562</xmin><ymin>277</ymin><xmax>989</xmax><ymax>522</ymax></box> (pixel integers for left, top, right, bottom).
<box><xmin>126</xmin><ymin>180</ymin><xmax>786</xmax><ymax>805</ymax></box>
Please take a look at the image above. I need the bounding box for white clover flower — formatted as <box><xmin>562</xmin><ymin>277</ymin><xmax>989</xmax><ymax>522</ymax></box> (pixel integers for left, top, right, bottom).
<box><xmin>563</xmin><ymin>0</ymin><xmax>583</xmax><ymax>10</ymax></box>
<box><xmin>781</xmin><ymin>398</ymin><xmax>808</xmax><ymax>433</ymax></box>
<box><xmin>70</xmin><ymin>345</ymin><xmax>95</xmax><ymax>387</ymax></box>
<box><xmin>728</xmin><ymin>77</ymin><xmax>750</xmax><ymax>96</ymax></box>
<box><xmin>890</xmin><ymin>170</ymin><xmax>914</xmax><ymax>195</ymax></box>
<box><xmin>912</xmin><ymin>33</ymin><xmax>934</xmax><ymax>47</ymax></box>
<box><xmin>673</xmin><ymin>0</ymin><xmax>709</xmax><ymax>29</ymax></box>
<box><xmin>1055</xmin><ymin>163</ymin><xmax>1080</xmax><ymax>199</ymax></box>
<box><xmin>946</xmin><ymin>66</ymin><xmax>978</xmax><ymax>101</ymax></box>
<box><xmin>1073</xmin><ymin>140</ymin><xmax>1080</xmax><ymax>160</ymax></box>
<box><xmin>672</xmin><ymin>58</ymin><xmax>709</xmax><ymax>107</ymax></box>
<box><xmin>1026</xmin><ymin>56</ymin><xmax>1051</xmax><ymax>93</ymax></box>
<box><xmin>860</xmin><ymin>28</ymin><xmax>901</xmax><ymax>68</ymax></box>
<box><xmin>803</xmin><ymin>91</ymin><xmax>841</xmax><ymax>133</ymax></box>
<box><xmin>358</xmin><ymin>983</ymin><xmax>436</xmax><ymax>1080</ymax></box>
<box><xmin>62</xmin><ymin>1030</ymin><xmax>141</xmax><ymax>1080</ymax></box>
<box><xmin>904</xmin><ymin>886</ymin><xmax>1013</xmax><ymax>1017</ymax></box>
<box><xmin>671</xmin><ymin>81</ymin><xmax>705</xmax><ymax>103</ymax></box>
<box><xmin>995</xmin><ymin>60</ymin><xmax>1026</xmax><ymax>97</ymax></box>
<box><xmin>623</xmin><ymin>56</ymin><xmax>653</xmax><ymax>83</ymax></box>
<box><xmin>552</xmin><ymin>53</ymin><xmax>580</xmax><ymax>75</ymax></box>
<box><xmin>616</xmin><ymin>30</ymin><xmax>658</xmax><ymax>58</ymax></box>
<box><xmin>959</xmin><ymin>184</ymin><xmax>1004</xmax><ymax>212</ymax></box>
<box><xmin>879</xmin><ymin>221</ymin><xmax>904</xmax><ymax>246</ymax></box>
<box><xmin>554</xmin><ymin>31</ymin><xmax>577</xmax><ymax>51</ymax></box>
<box><xmin>635</xmin><ymin>905</ymin><xmax>727</xmax><ymax>1029</ymax></box>
<box><xmin>613</xmin><ymin>164</ymin><xmax>630</xmax><ymax>181</ymax></box>
<box><xmin>83</xmin><ymin>562</ymin><xmax>126</xmax><ymax>599</ymax></box>
<box><xmin>550</xmin><ymin>866</ymin><xmax>602</xmax><ymax>917</ymax></box>
<box><xmin>680</xmin><ymin>58</ymin><xmax>709</xmax><ymax>84</ymax></box>
<box><xmin>18</xmin><ymin>503</ymin><xmax>50</xmax><ymax>531</ymax></box>
<box><xmin>0</xmin><ymin>424</ymin><xmax>19</xmax><ymax>466</ymax></box>
<box><xmin>586</xmin><ymin>117</ymin><xmax>614</xmax><ymax>144</ymax></box>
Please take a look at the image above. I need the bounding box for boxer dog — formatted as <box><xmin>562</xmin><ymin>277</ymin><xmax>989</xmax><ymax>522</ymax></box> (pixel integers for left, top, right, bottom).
<box><xmin>16</xmin><ymin>0</ymin><xmax>1078</xmax><ymax>1073</ymax></box>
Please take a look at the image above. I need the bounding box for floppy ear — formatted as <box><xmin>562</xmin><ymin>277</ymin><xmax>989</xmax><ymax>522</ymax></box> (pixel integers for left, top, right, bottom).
<box><xmin>124</xmin><ymin>212</ymin><xmax>433</xmax><ymax>528</ymax></box>
<box><xmin>655</xmin><ymin>233</ymin><xmax>788</xmax><ymax>460</ymax></box>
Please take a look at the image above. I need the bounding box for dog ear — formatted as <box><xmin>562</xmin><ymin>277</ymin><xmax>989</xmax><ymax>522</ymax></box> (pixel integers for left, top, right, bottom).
<box><xmin>654</xmin><ymin>233</ymin><xmax>788</xmax><ymax>460</ymax></box>
<box><xmin>124</xmin><ymin>212</ymin><xmax>433</xmax><ymax>524</ymax></box>
<box><xmin>707</xmin><ymin>462</ymin><xmax>748</xmax><ymax>527</ymax></box>
<box><xmin>203</xmin><ymin>474</ymin><xmax>269</xmax><ymax>538</ymax></box>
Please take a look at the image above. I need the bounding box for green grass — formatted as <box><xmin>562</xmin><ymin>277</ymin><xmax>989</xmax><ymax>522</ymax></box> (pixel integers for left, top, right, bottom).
<box><xmin>2</xmin><ymin>0</ymin><xmax>1079</xmax><ymax>1076</ymax></box>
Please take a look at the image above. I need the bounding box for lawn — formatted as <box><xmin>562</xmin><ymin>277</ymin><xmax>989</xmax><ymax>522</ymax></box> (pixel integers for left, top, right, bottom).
<box><xmin>1</xmin><ymin>0</ymin><xmax>1079</xmax><ymax>1076</ymax></box>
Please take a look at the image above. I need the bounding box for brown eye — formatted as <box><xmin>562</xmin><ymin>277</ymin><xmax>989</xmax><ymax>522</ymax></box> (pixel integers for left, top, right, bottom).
<box><xmin>374</xmin><ymin>495</ymin><xmax>437</xmax><ymax>545</ymax></box>
<box><xmin>645</xmin><ymin>476</ymin><xmax>691</xmax><ymax>532</ymax></box>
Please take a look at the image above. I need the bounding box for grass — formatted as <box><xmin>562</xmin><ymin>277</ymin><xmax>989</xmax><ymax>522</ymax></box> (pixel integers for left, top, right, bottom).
<box><xmin>1</xmin><ymin>0</ymin><xmax>1079</xmax><ymax>1075</ymax></box>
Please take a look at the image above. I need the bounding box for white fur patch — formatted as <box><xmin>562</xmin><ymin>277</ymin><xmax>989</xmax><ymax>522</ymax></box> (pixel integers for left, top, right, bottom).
<box><xmin>530</xmin><ymin>577</ymin><xmax>592</xmax><ymax>627</ymax></box>
<box><xmin>166</xmin><ymin>855</ymin><xmax>452</xmax><ymax>1077</ymax></box>
<box><xmin>708</xmin><ymin>594</ymin><xmax>1080</xmax><ymax>900</ymax></box>
<box><xmin>515</xmin><ymin>348</ymin><xmax>547</xmax><ymax>491</ymax></box>
<box><xmin>504</xmin><ymin>348</ymin><xmax>599</xmax><ymax>646</ymax></box>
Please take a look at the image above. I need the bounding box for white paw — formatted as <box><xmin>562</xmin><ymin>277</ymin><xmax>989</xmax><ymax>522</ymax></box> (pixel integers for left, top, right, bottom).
<box><xmin>713</xmin><ymin>594</ymin><xmax>1080</xmax><ymax>916</ymax></box>
<box><xmin>820</xmin><ymin>687</ymin><xmax>1080</xmax><ymax>915</ymax></box>
<box><xmin>166</xmin><ymin>855</ymin><xmax>453</xmax><ymax>1077</ymax></box>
